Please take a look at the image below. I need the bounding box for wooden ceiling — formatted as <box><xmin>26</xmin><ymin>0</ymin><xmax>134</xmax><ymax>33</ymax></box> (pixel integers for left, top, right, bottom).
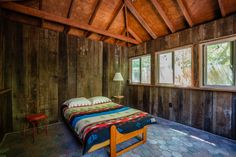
<box><xmin>0</xmin><ymin>0</ymin><xmax>236</xmax><ymax>46</ymax></box>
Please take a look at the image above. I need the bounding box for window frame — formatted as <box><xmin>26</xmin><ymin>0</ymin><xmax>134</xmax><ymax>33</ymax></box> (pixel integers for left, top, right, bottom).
<box><xmin>155</xmin><ymin>45</ymin><xmax>194</xmax><ymax>87</ymax></box>
<box><xmin>200</xmin><ymin>37</ymin><xmax>236</xmax><ymax>90</ymax></box>
<box><xmin>129</xmin><ymin>54</ymin><xmax>151</xmax><ymax>85</ymax></box>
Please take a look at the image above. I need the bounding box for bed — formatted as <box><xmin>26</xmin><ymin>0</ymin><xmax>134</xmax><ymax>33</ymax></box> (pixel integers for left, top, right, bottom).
<box><xmin>61</xmin><ymin>98</ymin><xmax>156</xmax><ymax>157</ymax></box>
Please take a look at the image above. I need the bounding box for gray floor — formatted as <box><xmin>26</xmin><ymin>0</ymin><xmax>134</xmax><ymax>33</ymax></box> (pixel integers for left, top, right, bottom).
<box><xmin>0</xmin><ymin>117</ymin><xmax>236</xmax><ymax>157</ymax></box>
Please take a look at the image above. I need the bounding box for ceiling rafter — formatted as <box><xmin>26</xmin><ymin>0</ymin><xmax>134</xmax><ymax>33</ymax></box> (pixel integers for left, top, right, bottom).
<box><xmin>124</xmin><ymin>0</ymin><xmax>157</xmax><ymax>39</ymax></box>
<box><xmin>218</xmin><ymin>0</ymin><xmax>226</xmax><ymax>17</ymax></box>
<box><xmin>127</xmin><ymin>27</ymin><xmax>142</xmax><ymax>43</ymax></box>
<box><xmin>124</xmin><ymin>3</ymin><xmax>130</xmax><ymax>46</ymax></box>
<box><xmin>0</xmin><ymin>2</ymin><xmax>139</xmax><ymax>44</ymax></box>
<box><xmin>100</xmin><ymin>0</ymin><xmax>124</xmax><ymax>41</ymax></box>
<box><xmin>85</xmin><ymin>0</ymin><xmax>103</xmax><ymax>37</ymax></box>
<box><xmin>150</xmin><ymin>0</ymin><xmax>175</xmax><ymax>33</ymax></box>
<box><xmin>176</xmin><ymin>0</ymin><xmax>194</xmax><ymax>27</ymax></box>
<box><xmin>64</xmin><ymin>0</ymin><xmax>75</xmax><ymax>33</ymax></box>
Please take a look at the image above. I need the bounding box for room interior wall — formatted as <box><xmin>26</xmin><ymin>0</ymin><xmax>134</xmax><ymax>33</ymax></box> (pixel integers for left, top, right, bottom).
<box><xmin>0</xmin><ymin>17</ymin><xmax>128</xmax><ymax>140</ymax></box>
<box><xmin>127</xmin><ymin>14</ymin><xmax>236</xmax><ymax>139</ymax></box>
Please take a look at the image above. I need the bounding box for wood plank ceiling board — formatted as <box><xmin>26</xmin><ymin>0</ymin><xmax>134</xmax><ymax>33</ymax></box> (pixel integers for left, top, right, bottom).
<box><xmin>184</xmin><ymin>0</ymin><xmax>221</xmax><ymax>25</ymax></box>
<box><xmin>68</xmin><ymin>0</ymin><xmax>97</xmax><ymax>37</ymax></box>
<box><xmin>130</xmin><ymin>0</ymin><xmax>169</xmax><ymax>38</ymax></box>
<box><xmin>40</xmin><ymin>0</ymin><xmax>72</xmax><ymax>32</ymax></box>
<box><xmin>157</xmin><ymin>0</ymin><xmax>187</xmax><ymax>32</ymax></box>
<box><xmin>218</xmin><ymin>0</ymin><xmax>236</xmax><ymax>17</ymax></box>
<box><xmin>127</xmin><ymin>10</ymin><xmax>150</xmax><ymax>41</ymax></box>
<box><xmin>103</xmin><ymin>3</ymin><xmax>125</xmax><ymax>44</ymax></box>
<box><xmin>88</xmin><ymin>0</ymin><xmax>123</xmax><ymax>41</ymax></box>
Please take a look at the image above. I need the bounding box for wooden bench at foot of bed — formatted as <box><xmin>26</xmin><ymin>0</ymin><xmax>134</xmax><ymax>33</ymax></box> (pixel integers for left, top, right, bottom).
<box><xmin>88</xmin><ymin>125</ymin><xmax>147</xmax><ymax>157</ymax></box>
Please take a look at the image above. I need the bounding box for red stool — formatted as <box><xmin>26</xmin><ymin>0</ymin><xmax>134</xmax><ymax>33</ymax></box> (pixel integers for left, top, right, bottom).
<box><xmin>24</xmin><ymin>113</ymin><xmax>48</xmax><ymax>142</ymax></box>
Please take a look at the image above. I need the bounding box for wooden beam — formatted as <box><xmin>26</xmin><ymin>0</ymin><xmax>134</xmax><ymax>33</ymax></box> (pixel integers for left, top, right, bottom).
<box><xmin>127</xmin><ymin>27</ymin><xmax>142</xmax><ymax>43</ymax></box>
<box><xmin>100</xmin><ymin>1</ymin><xmax>124</xmax><ymax>41</ymax></box>
<box><xmin>124</xmin><ymin>0</ymin><xmax>157</xmax><ymax>39</ymax></box>
<box><xmin>0</xmin><ymin>2</ymin><xmax>139</xmax><ymax>44</ymax></box>
<box><xmin>64</xmin><ymin>0</ymin><xmax>75</xmax><ymax>33</ymax></box>
<box><xmin>85</xmin><ymin>0</ymin><xmax>102</xmax><ymax>37</ymax></box>
<box><xmin>218</xmin><ymin>0</ymin><xmax>226</xmax><ymax>17</ymax></box>
<box><xmin>176</xmin><ymin>0</ymin><xmax>194</xmax><ymax>27</ymax></box>
<box><xmin>150</xmin><ymin>0</ymin><xmax>175</xmax><ymax>33</ymax></box>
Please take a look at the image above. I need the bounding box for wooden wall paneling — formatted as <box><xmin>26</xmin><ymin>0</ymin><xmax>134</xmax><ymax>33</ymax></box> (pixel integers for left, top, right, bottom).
<box><xmin>190</xmin><ymin>90</ymin><xmax>204</xmax><ymax>129</ymax></box>
<box><xmin>192</xmin><ymin>25</ymin><xmax>202</xmax><ymax>44</ymax></box>
<box><xmin>216</xmin><ymin>15</ymin><xmax>234</xmax><ymax>38</ymax></box>
<box><xmin>170</xmin><ymin>88</ymin><xmax>177</xmax><ymax>121</ymax></box>
<box><xmin>179</xmin><ymin>28</ymin><xmax>192</xmax><ymax>46</ymax></box>
<box><xmin>47</xmin><ymin>30</ymin><xmax>59</xmax><ymax>123</ymax></box>
<box><xmin>120</xmin><ymin>47</ymin><xmax>129</xmax><ymax>105</ymax></box>
<box><xmin>67</xmin><ymin>35</ymin><xmax>77</xmax><ymax>98</ymax></box>
<box><xmin>76</xmin><ymin>37</ymin><xmax>86</xmax><ymax>97</ymax></box>
<box><xmin>202</xmin><ymin>21</ymin><xmax>216</xmax><ymax>41</ymax></box>
<box><xmin>102</xmin><ymin>43</ymin><xmax>109</xmax><ymax>97</ymax></box>
<box><xmin>203</xmin><ymin>91</ymin><xmax>213</xmax><ymax>132</ymax></box>
<box><xmin>0</xmin><ymin>17</ymin><xmax>4</xmax><ymax>90</ymax></box>
<box><xmin>22</xmin><ymin>25</ymin><xmax>39</xmax><ymax>115</ymax></box>
<box><xmin>160</xmin><ymin>87</ymin><xmax>170</xmax><ymax>119</ymax></box>
<box><xmin>215</xmin><ymin>92</ymin><xmax>232</xmax><ymax>138</ymax></box>
<box><xmin>58</xmin><ymin>33</ymin><xmax>68</xmax><ymax>106</ymax></box>
<box><xmin>182</xmin><ymin>89</ymin><xmax>191</xmax><ymax>125</ymax></box>
<box><xmin>11</xmin><ymin>22</ymin><xmax>24</xmax><ymax>131</ymax></box>
<box><xmin>93</xmin><ymin>41</ymin><xmax>103</xmax><ymax>96</ymax></box>
<box><xmin>137</xmin><ymin>86</ymin><xmax>144</xmax><ymax>110</ymax></box>
<box><xmin>0</xmin><ymin>91</ymin><xmax>12</xmax><ymax>140</ymax></box>
<box><xmin>151</xmin><ymin>87</ymin><xmax>158</xmax><ymax>116</ymax></box>
<box><xmin>232</xmin><ymin>93</ymin><xmax>236</xmax><ymax>139</ymax></box>
<box><xmin>157</xmin><ymin>87</ymin><xmax>163</xmax><ymax>117</ymax></box>
<box><xmin>38</xmin><ymin>29</ymin><xmax>49</xmax><ymax>122</ymax></box>
<box><xmin>176</xmin><ymin>89</ymin><xmax>184</xmax><ymax>123</ymax></box>
<box><xmin>143</xmin><ymin>86</ymin><xmax>150</xmax><ymax>113</ymax></box>
<box><xmin>192</xmin><ymin>44</ymin><xmax>199</xmax><ymax>87</ymax></box>
<box><xmin>169</xmin><ymin>33</ymin><xmax>179</xmax><ymax>49</ymax></box>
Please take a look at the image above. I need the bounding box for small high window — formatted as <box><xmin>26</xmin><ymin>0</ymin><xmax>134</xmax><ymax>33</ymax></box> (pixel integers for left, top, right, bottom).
<box><xmin>130</xmin><ymin>55</ymin><xmax>151</xmax><ymax>84</ymax></box>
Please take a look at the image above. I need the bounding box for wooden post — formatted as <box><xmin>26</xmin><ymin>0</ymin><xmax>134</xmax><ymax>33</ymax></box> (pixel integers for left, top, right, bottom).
<box><xmin>110</xmin><ymin>125</ymin><xmax>117</xmax><ymax>157</ymax></box>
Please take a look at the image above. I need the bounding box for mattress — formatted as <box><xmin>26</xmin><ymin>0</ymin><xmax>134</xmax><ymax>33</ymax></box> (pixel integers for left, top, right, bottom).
<box><xmin>61</xmin><ymin>101</ymin><xmax>156</xmax><ymax>154</ymax></box>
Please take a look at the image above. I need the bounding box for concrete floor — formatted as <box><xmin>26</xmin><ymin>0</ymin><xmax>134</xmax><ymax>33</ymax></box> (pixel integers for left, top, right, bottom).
<box><xmin>0</xmin><ymin>117</ymin><xmax>236</xmax><ymax>157</ymax></box>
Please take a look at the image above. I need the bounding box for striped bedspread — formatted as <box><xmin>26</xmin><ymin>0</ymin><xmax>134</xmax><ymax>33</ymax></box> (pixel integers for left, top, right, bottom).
<box><xmin>62</xmin><ymin>102</ymin><xmax>156</xmax><ymax>154</ymax></box>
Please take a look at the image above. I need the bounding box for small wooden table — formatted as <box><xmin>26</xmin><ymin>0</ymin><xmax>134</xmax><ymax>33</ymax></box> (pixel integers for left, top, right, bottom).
<box><xmin>112</xmin><ymin>96</ymin><xmax>124</xmax><ymax>104</ymax></box>
<box><xmin>24</xmin><ymin>113</ymin><xmax>48</xmax><ymax>142</ymax></box>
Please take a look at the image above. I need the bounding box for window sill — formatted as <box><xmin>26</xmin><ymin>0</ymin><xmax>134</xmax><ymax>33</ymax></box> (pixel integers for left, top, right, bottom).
<box><xmin>127</xmin><ymin>84</ymin><xmax>236</xmax><ymax>93</ymax></box>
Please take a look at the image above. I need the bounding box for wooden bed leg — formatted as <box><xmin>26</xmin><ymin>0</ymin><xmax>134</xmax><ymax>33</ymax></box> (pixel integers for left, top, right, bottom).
<box><xmin>143</xmin><ymin>126</ymin><xmax>147</xmax><ymax>142</ymax></box>
<box><xmin>110</xmin><ymin>125</ymin><xmax>117</xmax><ymax>157</ymax></box>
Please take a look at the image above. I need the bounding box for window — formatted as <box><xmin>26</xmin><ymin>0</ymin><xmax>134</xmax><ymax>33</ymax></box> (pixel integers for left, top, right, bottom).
<box><xmin>130</xmin><ymin>55</ymin><xmax>151</xmax><ymax>84</ymax></box>
<box><xmin>203</xmin><ymin>41</ymin><xmax>235</xmax><ymax>87</ymax></box>
<box><xmin>157</xmin><ymin>47</ymin><xmax>192</xmax><ymax>86</ymax></box>
<box><xmin>159</xmin><ymin>52</ymin><xmax>173</xmax><ymax>84</ymax></box>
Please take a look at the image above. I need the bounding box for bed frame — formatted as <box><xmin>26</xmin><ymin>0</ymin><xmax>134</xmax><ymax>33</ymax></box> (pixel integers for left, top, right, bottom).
<box><xmin>88</xmin><ymin>125</ymin><xmax>147</xmax><ymax>157</ymax></box>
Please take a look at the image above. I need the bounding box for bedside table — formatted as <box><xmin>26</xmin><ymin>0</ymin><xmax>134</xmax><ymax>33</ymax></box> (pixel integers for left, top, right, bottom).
<box><xmin>112</xmin><ymin>95</ymin><xmax>124</xmax><ymax>104</ymax></box>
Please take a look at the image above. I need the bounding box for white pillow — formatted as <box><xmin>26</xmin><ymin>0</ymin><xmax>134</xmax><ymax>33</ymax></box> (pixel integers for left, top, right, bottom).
<box><xmin>88</xmin><ymin>96</ymin><xmax>111</xmax><ymax>105</ymax></box>
<box><xmin>63</xmin><ymin>97</ymin><xmax>91</xmax><ymax>108</ymax></box>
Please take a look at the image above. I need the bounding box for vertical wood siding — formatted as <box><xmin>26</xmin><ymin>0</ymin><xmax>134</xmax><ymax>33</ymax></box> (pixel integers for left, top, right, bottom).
<box><xmin>0</xmin><ymin>17</ymin><xmax>127</xmax><ymax>138</ymax></box>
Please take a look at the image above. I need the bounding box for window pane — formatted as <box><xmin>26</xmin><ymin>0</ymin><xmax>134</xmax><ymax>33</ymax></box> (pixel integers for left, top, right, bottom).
<box><xmin>205</xmin><ymin>42</ymin><xmax>233</xmax><ymax>86</ymax></box>
<box><xmin>159</xmin><ymin>52</ymin><xmax>173</xmax><ymax>84</ymax></box>
<box><xmin>141</xmin><ymin>55</ymin><xmax>151</xmax><ymax>84</ymax></box>
<box><xmin>174</xmin><ymin>48</ymin><xmax>192</xmax><ymax>86</ymax></box>
<box><xmin>131</xmin><ymin>58</ymin><xmax>140</xmax><ymax>83</ymax></box>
